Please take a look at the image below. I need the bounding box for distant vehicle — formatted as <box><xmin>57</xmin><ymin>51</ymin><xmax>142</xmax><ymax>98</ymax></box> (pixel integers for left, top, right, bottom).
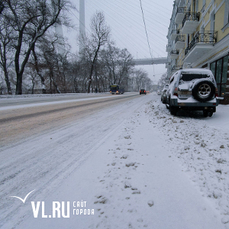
<box><xmin>109</xmin><ymin>85</ymin><xmax>124</xmax><ymax>94</ymax></box>
<box><xmin>161</xmin><ymin>85</ymin><xmax>169</xmax><ymax>104</ymax></box>
<box><xmin>140</xmin><ymin>89</ymin><xmax>146</xmax><ymax>95</ymax></box>
<box><xmin>165</xmin><ymin>68</ymin><xmax>220</xmax><ymax>117</ymax></box>
<box><xmin>157</xmin><ymin>90</ymin><xmax>161</xmax><ymax>95</ymax></box>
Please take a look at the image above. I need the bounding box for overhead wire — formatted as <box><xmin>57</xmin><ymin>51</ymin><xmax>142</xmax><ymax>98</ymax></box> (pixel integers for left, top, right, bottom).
<box><xmin>101</xmin><ymin>0</ymin><xmax>168</xmax><ymax>39</ymax></box>
<box><xmin>86</xmin><ymin>1</ymin><xmax>156</xmax><ymax>56</ymax></box>
<box><xmin>91</xmin><ymin>0</ymin><xmax>168</xmax><ymax>39</ymax></box>
<box><xmin>113</xmin><ymin>0</ymin><xmax>169</xmax><ymax>28</ymax></box>
<box><xmin>139</xmin><ymin>0</ymin><xmax>155</xmax><ymax>75</ymax></box>
<box><xmin>139</xmin><ymin>0</ymin><xmax>153</xmax><ymax>58</ymax></box>
<box><xmin>69</xmin><ymin>0</ymin><xmax>172</xmax><ymax>76</ymax></box>
<box><xmin>87</xmin><ymin>0</ymin><xmax>167</xmax><ymax>56</ymax></box>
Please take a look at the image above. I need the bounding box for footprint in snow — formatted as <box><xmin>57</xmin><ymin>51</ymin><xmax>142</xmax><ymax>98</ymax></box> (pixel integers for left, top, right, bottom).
<box><xmin>124</xmin><ymin>181</ymin><xmax>131</xmax><ymax>189</ymax></box>
<box><xmin>125</xmin><ymin>162</ymin><xmax>136</xmax><ymax>167</ymax></box>
<box><xmin>121</xmin><ymin>155</ymin><xmax>128</xmax><ymax>159</ymax></box>
<box><xmin>148</xmin><ymin>200</ymin><xmax>154</xmax><ymax>207</ymax></box>
<box><xmin>132</xmin><ymin>190</ymin><xmax>141</xmax><ymax>194</ymax></box>
<box><xmin>221</xmin><ymin>217</ymin><xmax>229</xmax><ymax>224</ymax></box>
<box><xmin>94</xmin><ymin>195</ymin><xmax>108</xmax><ymax>204</ymax></box>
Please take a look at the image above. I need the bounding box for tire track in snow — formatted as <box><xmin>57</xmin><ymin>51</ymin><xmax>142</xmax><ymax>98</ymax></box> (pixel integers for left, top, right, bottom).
<box><xmin>0</xmin><ymin>94</ymin><xmax>152</xmax><ymax>228</ymax></box>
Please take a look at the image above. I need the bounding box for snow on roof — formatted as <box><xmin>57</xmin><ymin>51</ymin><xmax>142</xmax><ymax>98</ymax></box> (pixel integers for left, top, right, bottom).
<box><xmin>179</xmin><ymin>68</ymin><xmax>212</xmax><ymax>75</ymax></box>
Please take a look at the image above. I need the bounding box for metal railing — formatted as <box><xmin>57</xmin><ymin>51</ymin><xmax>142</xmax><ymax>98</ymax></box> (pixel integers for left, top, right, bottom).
<box><xmin>171</xmin><ymin>29</ymin><xmax>180</xmax><ymax>36</ymax></box>
<box><xmin>185</xmin><ymin>31</ymin><xmax>217</xmax><ymax>55</ymax></box>
<box><xmin>175</xmin><ymin>35</ymin><xmax>185</xmax><ymax>43</ymax></box>
<box><xmin>182</xmin><ymin>12</ymin><xmax>200</xmax><ymax>28</ymax></box>
<box><xmin>170</xmin><ymin>50</ymin><xmax>179</xmax><ymax>55</ymax></box>
<box><xmin>177</xmin><ymin>7</ymin><xmax>186</xmax><ymax>14</ymax></box>
<box><xmin>171</xmin><ymin>65</ymin><xmax>183</xmax><ymax>71</ymax></box>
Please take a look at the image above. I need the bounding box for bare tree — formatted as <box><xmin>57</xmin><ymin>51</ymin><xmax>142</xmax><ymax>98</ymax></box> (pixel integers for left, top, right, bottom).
<box><xmin>116</xmin><ymin>48</ymin><xmax>133</xmax><ymax>86</ymax></box>
<box><xmin>81</xmin><ymin>11</ymin><xmax>110</xmax><ymax>93</ymax></box>
<box><xmin>1</xmin><ymin>0</ymin><xmax>72</xmax><ymax>94</ymax></box>
<box><xmin>0</xmin><ymin>15</ymin><xmax>13</xmax><ymax>94</ymax></box>
<box><xmin>100</xmin><ymin>44</ymin><xmax>133</xmax><ymax>88</ymax></box>
<box><xmin>134</xmin><ymin>69</ymin><xmax>151</xmax><ymax>91</ymax></box>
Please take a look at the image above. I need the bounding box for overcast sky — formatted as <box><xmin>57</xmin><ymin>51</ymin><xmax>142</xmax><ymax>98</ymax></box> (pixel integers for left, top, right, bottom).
<box><xmin>67</xmin><ymin>0</ymin><xmax>174</xmax><ymax>83</ymax></box>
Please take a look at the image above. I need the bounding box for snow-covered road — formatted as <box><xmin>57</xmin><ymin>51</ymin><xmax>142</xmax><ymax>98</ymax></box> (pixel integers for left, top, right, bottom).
<box><xmin>1</xmin><ymin>93</ymin><xmax>229</xmax><ymax>229</ymax></box>
<box><xmin>0</xmin><ymin>93</ymin><xmax>138</xmax><ymax>146</ymax></box>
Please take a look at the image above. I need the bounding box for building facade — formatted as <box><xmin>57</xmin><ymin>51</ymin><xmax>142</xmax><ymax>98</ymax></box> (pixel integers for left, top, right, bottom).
<box><xmin>166</xmin><ymin>0</ymin><xmax>229</xmax><ymax>103</ymax></box>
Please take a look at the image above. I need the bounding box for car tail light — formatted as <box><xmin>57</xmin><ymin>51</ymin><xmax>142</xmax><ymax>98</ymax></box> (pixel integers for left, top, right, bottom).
<box><xmin>215</xmin><ymin>87</ymin><xmax>218</xmax><ymax>97</ymax></box>
<box><xmin>173</xmin><ymin>87</ymin><xmax>178</xmax><ymax>97</ymax></box>
<box><xmin>144</xmin><ymin>90</ymin><xmax>146</xmax><ymax>93</ymax></box>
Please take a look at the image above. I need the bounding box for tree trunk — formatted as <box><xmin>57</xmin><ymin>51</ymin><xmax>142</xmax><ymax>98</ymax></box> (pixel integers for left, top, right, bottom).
<box><xmin>3</xmin><ymin>66</ymin><xmax>12</xmax><ymax>94</ymax></box>
<box><xmin>32</xmin><ymin>46</ymin><xmax>46</xmax><ymax>94</ymax></box>
<box><xmin>87</xmin><ymin>45</ymin><xmax>100</xmax><ymax>93</ymax></box>
<box><xmin>16</xmin><ymin>72</ymin><xmax>23</xmax><ymax>95</ymax></box>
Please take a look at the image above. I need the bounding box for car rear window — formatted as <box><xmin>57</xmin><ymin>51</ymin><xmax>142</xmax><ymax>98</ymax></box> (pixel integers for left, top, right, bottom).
<box><xmin>180</xmin><ymin>74</ymin><xmax>210</xmax><ymax>81</ymax></box>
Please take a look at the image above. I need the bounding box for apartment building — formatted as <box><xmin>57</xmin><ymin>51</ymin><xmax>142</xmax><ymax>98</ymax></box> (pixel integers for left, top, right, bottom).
<box><xmin>166</xmin><ymin>0</ymin><xmax>229</xmax><ymax>103</ymax></box>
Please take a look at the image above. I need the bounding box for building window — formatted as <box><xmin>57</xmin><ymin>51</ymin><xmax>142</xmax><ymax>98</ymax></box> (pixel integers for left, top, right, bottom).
<box><xmin>202</xmin><ymin>0</ymin><xmax>206</xmax><ymax>7</ymax></box>
<box><xmin>201</xmin><ymin>0</ymin><xmax>206</xmax><ymax>13</ymax></box>
<box><xmin>210</xmin><ymin>55</ymin><xmax>229</xmax><ymax>97</ymax></box>
<box><xmin>224</xmin><ymin>0</ymin><xmax>229</xmax><ymax>27</ymax></box>
<box><xmin>210</xmin><ymin>13</ymin><xmax>215</xmax><ymax>33</ymax></box>
<box><xmin>192</xmin><ymin>0</ymin><xmax>199</xmax><ymax>12</ymax></box>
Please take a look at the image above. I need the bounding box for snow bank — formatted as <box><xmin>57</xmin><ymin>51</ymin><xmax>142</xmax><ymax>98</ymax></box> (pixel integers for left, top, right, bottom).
<box><xmin>145</xmin><ymin>95</ymin><xmax>229</xmax><ymax>226</ymax></box>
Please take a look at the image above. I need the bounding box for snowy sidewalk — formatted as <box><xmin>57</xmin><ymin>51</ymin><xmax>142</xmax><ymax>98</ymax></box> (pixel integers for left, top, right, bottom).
<box><xmin>17</xmin><ymin>96</ymin><xmax>226</xmax><ymax>229</ymax></box>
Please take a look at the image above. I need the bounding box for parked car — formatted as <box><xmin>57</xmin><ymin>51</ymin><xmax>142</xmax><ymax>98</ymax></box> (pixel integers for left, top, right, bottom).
<box><xmin>140</xmin><ymin>89</ymin><xmax>146</xmax><ymax>95</ymax></box>
<box><xmin>165</xmin><ymin>68</ymin><xmax>220</xmax><ymax>117</ymax></box>
<box><xmin>161</xmin><ymin>85</ymin><xmax>169</xmax><ymax>104</ymax></box>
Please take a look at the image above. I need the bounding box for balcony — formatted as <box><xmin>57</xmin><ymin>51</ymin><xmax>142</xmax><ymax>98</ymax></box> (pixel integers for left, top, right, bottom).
<box><xmin>181</xmin><ymin>12</ymin><xmax>200</xmax><ymax>34</ymax></box>
<box><xmin>166</xmin><ymin>44</ymin><xmax>171</xmax><ymax>52</ymax></box>
<box><xmin>171</xmin><ymin>30</ymin><xmax>180</xmax><ymax>40</ymax></box>
<box><xmin>184</xmin><ymin>31</ymin><xmax>217</xmax><ymax>63</ymax></box>
<box><xmin>166</xmin><ymin>62</ymin><xmax>171</xmax><ymax>68</ymax></box>
<box><xmin>170</xmin><ymin>50</ymin><xmax>179</xmax><ymax>59</ymax></box>
<box><xmin>175</xmin><ymin>7</ymin><xmax>186</xmax><ymax>24</ymax></box>
<box><xmin>175</xmin><ymin>35</ymin><xmax>185</xmax><ymax>50</ymax></box>
<box><xmin>171</xmin><ymin>65</ymin><xmax>182</xmax><ymax>73</ymax></box>
<box><xmin>175</xmin><ymin>0</ymin><xmax>180</xmax><ymax>4</ymax></box>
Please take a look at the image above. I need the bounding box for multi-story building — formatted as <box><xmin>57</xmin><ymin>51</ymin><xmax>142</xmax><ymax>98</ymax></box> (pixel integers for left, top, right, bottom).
<box><xmin>166</xmin><ymin>0</ymin><xmax>229</xmax><ymax>103</ymax></box>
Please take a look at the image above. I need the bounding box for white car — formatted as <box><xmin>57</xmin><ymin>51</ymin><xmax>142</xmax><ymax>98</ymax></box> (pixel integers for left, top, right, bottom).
<box><xmin>165</xmin><ymin>68</ymin><xmax>220</xmax><ymax>117</ymax></box>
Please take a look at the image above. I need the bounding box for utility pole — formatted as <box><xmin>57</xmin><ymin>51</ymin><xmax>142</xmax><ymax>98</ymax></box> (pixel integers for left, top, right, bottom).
<box><xmin>53</xmin><ymin>0</ymin><xmax>65</xmax><ymax>55</ymax></box>
<box><xmin>79</xmin><ymin>0</ymin><xmax>85</xmax><ymax>54</ymax></box>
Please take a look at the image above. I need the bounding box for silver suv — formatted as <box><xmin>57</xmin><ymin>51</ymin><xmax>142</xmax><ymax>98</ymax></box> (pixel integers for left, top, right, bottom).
<box><xmin>165</xmin><ymin>68</ymin><xmax>219</xmax><ymax>117</ymax></box>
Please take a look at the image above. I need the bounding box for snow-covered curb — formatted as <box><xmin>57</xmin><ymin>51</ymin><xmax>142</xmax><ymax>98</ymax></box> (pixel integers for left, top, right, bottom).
<box><xmin>0</xmin><ymin>92</ymin><xmax>110</xmax><ymax>99</ymax></box>
<box><xmin>145</xmin><ymin>96</ymin><xmax>229</xmax><ymax>225</ymax></box>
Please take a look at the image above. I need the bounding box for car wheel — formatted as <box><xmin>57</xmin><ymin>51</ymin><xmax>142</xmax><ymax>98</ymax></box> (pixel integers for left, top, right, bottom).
<box><xmin>192</xmin><ymin>80</ymin><xmax>215</xmax><ymax>102</ymax></box>
<box><xmin>169</xmin><ymin>106</ymin><xmax>177</xmax><ymax>115</ymax></box>
<box><xmin>208</xmin><ymin>111</ymin><xmax>213</xmax><ymax>117</ymax></box>
<box><xmin>203</xmin><ymin>110</ymin><xmax>208</xmax><ymax>117</ymax></box>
